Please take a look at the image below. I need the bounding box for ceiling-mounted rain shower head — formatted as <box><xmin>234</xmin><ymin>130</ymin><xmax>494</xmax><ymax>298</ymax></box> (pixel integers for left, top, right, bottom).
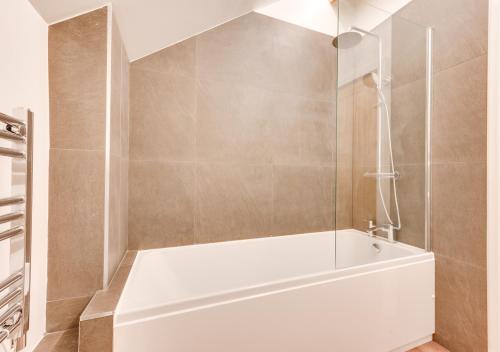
<box><xmin>332</xmin><ymin>30</ymin><xmax>363</xmax><ymax>49</ymax></box>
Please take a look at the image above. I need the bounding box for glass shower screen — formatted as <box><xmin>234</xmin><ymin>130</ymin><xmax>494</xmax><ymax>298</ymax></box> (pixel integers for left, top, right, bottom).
<box><xmin>335</xmin><ymin>0</ymin><xmax>432</xmax><ymax>269</ymax></box>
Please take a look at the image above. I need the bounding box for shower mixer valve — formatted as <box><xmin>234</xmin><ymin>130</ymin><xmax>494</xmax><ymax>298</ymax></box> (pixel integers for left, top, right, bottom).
<box><xmin>367</xmin><ymin>220</ymin><xmax>396</xmax><ymax>243</ymax></box>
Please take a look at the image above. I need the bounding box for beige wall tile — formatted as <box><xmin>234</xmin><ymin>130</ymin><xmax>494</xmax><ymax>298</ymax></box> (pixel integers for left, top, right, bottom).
<box><xmin>434</xmin><ymin>255</ymin><xmax>487</xmax><ymax>352</ymax></box>
<box><xmin>392</xmin><ymin>164</ymin><xmax>425</xmax><ymax>248</ymax></box>
<box><xmin>195</xmin><ymin>163</ymin><xmax>273</xmax><ymax>243</ymax></box>
<box><xmin>46</xmin><ymin>296</ymin><xmax>92</xmax><ymax>333</ymax></box>
<box><xmin>268</xmin><ymin>17</ymin><xmax>335</xmax><ymax>101</ymax></box>
<box><xmin>132</xmin><ymin>37</ymin><xmax>196</xmax><ymax>76</ymax></box>
<box><xmin>79</xmin><ymin>315</ymin><xmax>113</xmax><ymax>352</ymax></box>
<box><xmin>110</xmin><ymin>16</ymin><xmax>123</xmax><ymax>158</ymax></box>
<box><xmin>121</xmin><ymin>45</ymin><xmax>130</xmax><ymax>160</ymax></box>
<box><xmin>353</xmin><ymin>82</ymin><xmax>378</xmax><ymax>169</ymax></box>
<box><xmin>390</xmin><ymin>16</ymin><xmax>427</xmax><ymax>88</ymax></box>
<box><xmin>48</xmin><ymin>149</ymin><xmax>105</xmax><ymax>300</ymax></box>
<box><xmin>196</xmin><ymin>79</ymin><xmax>273</xmax><ymax>164</ymax></box>
<box><xmin>391</xmin><ymin>79</ymin><xmax>426</xmax><ymax>165</ymax></box>
<box><xmin>128</xmin><ymin>161</ymin><xmax>195</xmax><ymax>249</ymax></box>
<box><xmin>336</xmin><ymin>164</ymin><xmax>353</xmax><ymax>230</ymax></box>
<box><xmin>432</xmin><ymin>55</ymin><xmax>487</xmax><ymax>164</ymax></box>
<box><xmin>129</xmin><ymin>68</ymin><xmax>196</xmax><ymax>162</ymax></box>
<box><xmin>196</xmin><ymin>13</ymin><xmax>276</xmax><ymax>90</ymax></box>
<box><xmin>108</xmin><ymin>155</ymin><xmax>122</xmax><ymax>282</ymax></box>
<box><xmin>128</xmin><ymin>12</ymin><xmax>339</xmax><ymax>249</ymax></box>
<box><xmin>397</xmin><ymin>0</ymin><xmax>488</xmax><ymax>73</ymax></box>
<box><xmin>48</xmin><ymin>7</ymin><xmax>107</xmax><ymax>150</ymax></box>
<box><xmin>271</xmin><ymin>93</ymin><xmax>335</xmax><ymax>166</ymax></box>
<box><xmin>432</xmin><ymin>162</ymin><xmax>486</xmax><ymax>269</ymax></box>
<box><xmin>34</xmin><ymin>329</ymin><xmax>79</xmax><ymax>352</ymax></box>
<box><xmin>196</xmin><ymin>12</ymin><xmax>334</xmax><ymax>101</ymax></box>
<box><xmin>273</xmin><ymin>165</ymin><xmax>334</xmax><ymax>235</ymax></box>
<box><xmin>337</xmin><ymin>83</ymin><xmax>354</xmax><ymax>167</ymax></box>
<box><xmin>120</xmin><ymin>158</ymin><xmax>129</xmax><ymax>255</ymax></box>
<box><xmin>352</xmin><ymin>166</ymin><xmax>377</xmax><ymax>231</ymax></box>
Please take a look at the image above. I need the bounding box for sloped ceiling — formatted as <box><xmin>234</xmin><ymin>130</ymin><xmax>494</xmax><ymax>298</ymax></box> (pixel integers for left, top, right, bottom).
<box><xmin>29</xmin><ymin>0</ymin><xmax>413</xmax><ymax>61</ymax></box>
<box><xmin>29</xmin><ymin>0</ymin><xmax>277</xmax><ymax>61</ymax></box>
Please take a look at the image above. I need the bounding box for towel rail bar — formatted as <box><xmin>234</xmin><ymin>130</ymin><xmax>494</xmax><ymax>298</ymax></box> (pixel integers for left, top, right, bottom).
<box><xmin>0</xmin><ymin>212</ymin><xmax>24</xmax><ymax>225</ymax></box>
<box><xmin>0</xmin><ymin>288</ymin><xmax>23</xmax><ymax>312</ymax></box>
<box><xmin>0</xmin><ymin>112</ymin><xmax>24</xmax><ymax>127</ymax></box>
<box><xmin>0</xmin><ymin>108</ymin><xmax>33</xmax><ymax>350</ymax></box>
<box><xmin>0</xmin><ymin>196</ymin><xmax>25</xmax><ymax>207</ymax></box>
<box><xmin>0</xmin><ymin>130</ymin><xmax>25</xmax><ymax>142</ymax></box>
<box><xmin>0</xmin><ymin>227</ymin><xmax>24</xmax><ymax>242</ymax></box>
<box><xmin>0</xmin><ymin>147</ymin><xmax>25</xmax><ymax>159</ymax></box>
<box><xmin>0</xmin><ymin>272</ymin><xmax>23</xmax><ymax>294</ymax></box>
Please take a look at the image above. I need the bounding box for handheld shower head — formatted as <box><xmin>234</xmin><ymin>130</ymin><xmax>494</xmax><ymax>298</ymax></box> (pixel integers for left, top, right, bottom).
<box><xmin>362</xmin><ymin>72</ymin><xmax>378</xmax><ymax>88</ymax></box>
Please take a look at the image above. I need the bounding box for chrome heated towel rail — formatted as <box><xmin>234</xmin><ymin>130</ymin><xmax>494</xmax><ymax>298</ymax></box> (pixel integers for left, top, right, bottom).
<box><xmin>0</xmin><ymin>109</ymin><xmax>33</xmax><ymax>351</ymax></box>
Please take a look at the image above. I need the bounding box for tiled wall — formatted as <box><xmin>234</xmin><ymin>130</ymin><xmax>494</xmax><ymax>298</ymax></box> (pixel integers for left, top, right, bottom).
<box><xmin>129</xmin><ymin>12</ymin><xmax>337</xmax><ymax>249</ymax></box>
<box><xmin>47</xmin><ymin>6</ymin><xmax>130</xmax><ymax>332</ymax></box>
<box><xmin>107</xmin><ymin>14</ymin><xmax>130</xmax><ymax>285</ymax></box>
<box><xmin>389</xmin><ymin>16</ymin><xmax>428</xmax><ymax>248</ymax></box>
<box><xmin>47</xmin><ymin>8</ymin><xmax>107</xmax><ymax>332</ymax></box>
<box><xmin>395</xmin><ymin>0</ymin><xmax>488</xmax><ymax>350</ymax></box>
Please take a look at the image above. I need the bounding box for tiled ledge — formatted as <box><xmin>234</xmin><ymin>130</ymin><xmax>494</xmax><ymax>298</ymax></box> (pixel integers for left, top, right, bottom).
<box><xmin>78</xmin><ymin>251</ymin><xmax>137</xmax><ymax>352</ymax></box>
<box><xmin>33</xmin><ymin>251</ymin><xmax>137</xmax><ymax>352</ymax></box>
<box><xmin>33</xmin><ymin>329</ymin><xmax>78</xmax><ymax>352</ymax></box>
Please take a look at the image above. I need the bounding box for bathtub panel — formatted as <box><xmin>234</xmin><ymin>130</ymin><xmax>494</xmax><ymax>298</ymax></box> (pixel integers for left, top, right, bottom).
<box><xmin>115</xmin><ymin>258</ymin><xmax>434</xmax><ymax>352</ymax></box>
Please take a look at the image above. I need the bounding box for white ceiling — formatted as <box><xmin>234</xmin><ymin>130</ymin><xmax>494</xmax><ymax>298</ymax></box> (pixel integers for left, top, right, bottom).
<box><xmin>29</xmin><ymin>0</ymin><xmax>413</xmax><ymax>61</ymax></box>
<box><xmin>29</xmin><ymin>0</ymin><xmax>277</xmax><ymax>61</ymax></box>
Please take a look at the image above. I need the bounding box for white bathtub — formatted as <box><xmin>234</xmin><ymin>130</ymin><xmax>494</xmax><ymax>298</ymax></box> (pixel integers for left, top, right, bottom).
<box><xmin>114</xmin><ymin>229</ymin><xmax>435</xmax><ymax>352</ymax></box>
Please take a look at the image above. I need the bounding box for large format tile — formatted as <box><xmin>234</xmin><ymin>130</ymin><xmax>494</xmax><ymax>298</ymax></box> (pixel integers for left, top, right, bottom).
<box><xmin>392</xmin><ymin>164</ymin><xmax>425</xmax><ymax>248</ymax></box>
<box><xmin>196</xmin><ymin>13</ymin><xmax>276</xmax><ymax>90</ymax></box>
<box><xmin>49</xmin><ymin>7</ymin><xmax>107</xmax><ymax>150</ymax></box>
<box><xmin>336</xmin><ymin>164</ymin><xmax>353</xmax><ymax>230</ymax></box>
<box><xmin>34</xmin><ymin>329</ymin><xmax>79</xmax><ymax>352</ymax></box>
<box><xmin>79</xmin><ymin>315</ymin><xmax>113</xmax><ymax>352</ymax></box>
<box><xmin>269</xmin><ymin>16</ymin><xmax>335</xmax><ymax>101</ymax></box>
<box><xmin>431</xmin><ymin>162</ymin><xmax>486</xmax><ymax>269</ymax></box>
<box><xmin>119</xmin><ymin>158</ymin><xmax>129</xmax><ymax>256</ymax></box>
<box><xmin>128</xmin><ymin>160</ymin><xmax>196</xmax><ymax>249</ymax></box>
<box><xmin>107</xmin><ymin>155</ymin><xmax>123</xmax><ymax>282</ymax></box>
<box><xmin>196</xmin><ymin>79</ymin><xmax>273</xmax><ymax>164</ymax></box>
<box><xmin>271</xmin><ymin>93</ymin><xmax>335</xmax><ymax>166</ymax></box>
<box><xmin>352</xmin><ymin>166</ymin><xmax>377</xmax><ymax>231</ymax></box>
<box><xmin>132</xmin><ymin>37</ymin><xmax>196</xmax><ymax>76</ymax></box>
<box><xmin>129</xmin><ymin>68</ymin><xmax>196</xmax><ymax>162</ymax></box>
<box><xmin>337</xmin><ymin>82</ymin><xmax>354</xmax><ymax>167</ymax></box>
<box><xmin>46</xmin><ymin>296</ymin><xmax>92</xmax><ymax>333</ymax></box>
<box><xmin>432</xmin><ymin>55</ymin><xmax>487</xmax><ymax>164</ymax></box>
<box><xmin>391</xmin><ymin>79</ymin><xmax>426</xmax><ymax>165</ymax></box>
<box><xmin>390</xmin><ymin>15</ymin><xmax>428</xmax><ymax>88</ymax></box>
<box><xmin>195</xmin><ymin>163</ymin><xmax>273</xmax><ymax>243</ymax></box>
<box><xmin>353</xmin><ymin>81</ymin><xmax>378</xmax><ymax>168</ymax></box>
<box><xmin>48</xmin><ymin>149</ymin><xmax>105</xmax><ymax>300</ymax></box>
<box><xmin>396</xmin><ymin>0</ymin><xmax>488</xmax><ymax>73</ymax></box>
<box><xmin>121</xmin><ymin>44</ymin><xmax>130</xmax><ymax>159</ymax></box>
<box><xmin>197</xmin><ymin>12</ymin><xmax>334</xmax><ymax>101</ymax></box>
<box><xmin>434</xmin><ymin>255</ymin><xmax>487</xmax><ymax>352</ymax></box>
<box><xmin>273</xmin><ymin>165</ymin><xmax>334</xmax><ymax>235</ymax></box>
<box><xmin>110</xmin><ymin>15</ymin><xmax>123</xmax><ymax>158</ymax></box>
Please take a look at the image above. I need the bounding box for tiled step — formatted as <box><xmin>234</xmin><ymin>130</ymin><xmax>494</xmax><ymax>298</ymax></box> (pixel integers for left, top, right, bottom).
<box><xmin>33</xmin><ymin>329</ymin><xmax>78</xmax><ymax>352</ymax></box>
<box><xmin>409</xmin><ymin>341</ymin><xmax>450</xmax><ymax>352</ymax></box>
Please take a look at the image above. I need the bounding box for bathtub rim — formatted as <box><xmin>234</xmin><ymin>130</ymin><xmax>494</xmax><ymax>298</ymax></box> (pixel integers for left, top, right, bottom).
<box><xmin>116</xmin><ymin>232</ymin><xmax>433</xmax><ymax>326</ymax></box>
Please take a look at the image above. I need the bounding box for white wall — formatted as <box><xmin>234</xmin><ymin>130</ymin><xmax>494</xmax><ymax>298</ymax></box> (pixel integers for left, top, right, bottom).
<box><xmin>488</xmin><ymin>1</ymin><xmax>500</xmax><ymax>350</ymax></box>
<box><xmin>0</xmin><ymin>0</ymin><xmax>49</xmax><ymax>350</ymax></box>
